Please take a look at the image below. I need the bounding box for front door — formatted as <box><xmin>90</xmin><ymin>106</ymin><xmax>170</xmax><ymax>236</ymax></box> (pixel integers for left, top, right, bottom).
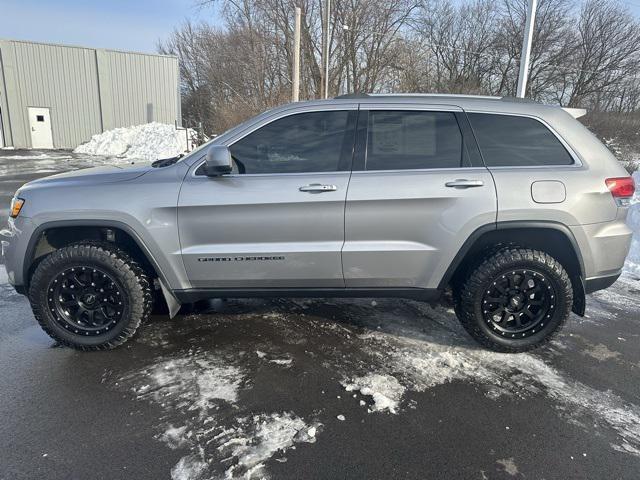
<box><xmin>178</xmin><ymin>107</ymin><xmax>358</xmax><ymax>289</ymax></box>
<box><xmin>343</xmin><ymin>106</ymin><xmax>497</xmax><ymax>290</ymax></box>
<box><xmin>28</xmin><ymin>107</ymin><xmax>53</xmax><ymax>149</ymax></box>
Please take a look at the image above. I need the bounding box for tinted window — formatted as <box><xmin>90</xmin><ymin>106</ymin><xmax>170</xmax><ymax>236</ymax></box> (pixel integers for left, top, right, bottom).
<box><xmin>468</xmin><ymin>113</ymin><xmax>574</xmax><ymax>167</ymax></box>
<box><xmin>365</xmin><ymin>111</ymin><xmax>466</xmax><ymax>170</ymax></box>
<box><xmin>229</xmin><ymin>111</ymin><xmax>352</xmax><ymax>174</ymax></box>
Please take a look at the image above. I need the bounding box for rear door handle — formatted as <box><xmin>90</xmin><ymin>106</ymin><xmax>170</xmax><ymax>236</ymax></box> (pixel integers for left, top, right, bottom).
<box><xmin>299</xmin><ymin>184</ymin><xmax>338</xmax><ymax>193</ymax></box>
<box><xmin>445</xmin><ymin>179</ymin><xmax>484</xmax><ymax>188</ymax></box>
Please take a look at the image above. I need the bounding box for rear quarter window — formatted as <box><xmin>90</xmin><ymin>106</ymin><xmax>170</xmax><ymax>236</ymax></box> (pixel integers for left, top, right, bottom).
<box><xmin>467</xmin><ymin>113</ymin><xmax>574</xmax><ymax>167</ymax></box>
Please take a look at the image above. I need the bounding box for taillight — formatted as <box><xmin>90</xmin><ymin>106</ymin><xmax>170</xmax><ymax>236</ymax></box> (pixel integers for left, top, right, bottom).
<box><xmin>605</xmin><ymin>177</ymin><xmax>635</xmax><ymax>207</ymax></box>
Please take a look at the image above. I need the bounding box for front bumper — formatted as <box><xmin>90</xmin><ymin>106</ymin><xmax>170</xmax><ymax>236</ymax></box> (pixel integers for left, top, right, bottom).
<box><xmin>1</xmin><ymin>216</ymin><xmax>35</xmax><ymax>295</ymax></box>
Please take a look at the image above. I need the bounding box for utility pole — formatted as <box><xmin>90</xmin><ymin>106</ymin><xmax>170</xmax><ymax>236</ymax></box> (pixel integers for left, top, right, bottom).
<box><xmin>321</xmin><ymin>0</ymin><xmax>331</xmax><ymax>99</ymax></box>
<box><xmin>516</xmin><ymin>0</ymin><xmax>538</xmax><ymax>98</ymax></box>
<box><xmin>343</xmin><ymin>24</ymin><xmax>350</xmax><ymax>94</ymax></box>
<box><xmin>292</xmin><ymin>6</ymin><xmax>301</xmax><ymax>102</ymax></box>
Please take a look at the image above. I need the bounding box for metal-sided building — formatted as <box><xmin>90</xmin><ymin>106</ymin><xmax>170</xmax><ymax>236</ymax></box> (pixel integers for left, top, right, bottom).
<box><xmin>0</xmin><ymin>39</ymin><xmax>180</xmax><ymax>149</ymax></box>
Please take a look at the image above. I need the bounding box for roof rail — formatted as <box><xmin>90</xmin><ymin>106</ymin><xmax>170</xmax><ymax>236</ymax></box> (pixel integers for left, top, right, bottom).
<box><xmin>334</xmin><ymin>93</ymin><xmax>370</xmax><ymax>99</ymax></box>
<box><xmin>368</xmin><ymin>93</ymin><xmax>501</xmax><ymax>100</ymax></box>
<box><xmin>334</xmin><ymin>92</ymin><xmax>504</xmax><ymax>100</ymax></box>
<box><xmin>499</xmin><ymin>96</ymin><xmax>537</xmax><ymax>103</ymax></box>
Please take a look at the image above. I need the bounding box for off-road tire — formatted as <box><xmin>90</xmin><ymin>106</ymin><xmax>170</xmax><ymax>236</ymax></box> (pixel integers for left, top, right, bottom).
<box><xmin>29</xmin><ymin>242</ymin><xmax>153</xmax><ymax>351</ymax></box>
<box><xmin>455</xmin><ymin>247</ymin><xmax>572</xmax><ymax>353</ymax></box>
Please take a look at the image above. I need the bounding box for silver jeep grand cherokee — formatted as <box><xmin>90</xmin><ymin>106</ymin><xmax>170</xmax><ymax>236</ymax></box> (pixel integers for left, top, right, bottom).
<box><xmin>2</xmin><ymin>94</ymin><xmax>634</xmax><ymax>352</ymax></box>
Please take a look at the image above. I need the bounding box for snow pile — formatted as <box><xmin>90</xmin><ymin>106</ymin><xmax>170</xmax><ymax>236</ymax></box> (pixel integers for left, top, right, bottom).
<box><xmin>624</xmin><ymin>171</ymin><xmax>640</xmax><ymax>276</ymax></box>
<box><xmin>74</xmin><ymin>122</ymin><xmax>190</xmax><ymax>162</ymax></box>
<box><xmin>343</xmin><ymin>373</ymin><xmax>406</xmax><ymax>414</ymax></box>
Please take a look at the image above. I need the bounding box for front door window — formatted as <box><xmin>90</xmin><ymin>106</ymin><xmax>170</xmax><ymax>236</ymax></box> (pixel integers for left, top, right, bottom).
<box><xmin>229</xmin><ymin>111</ymin><xmax>355</xmax><ymax>174</ymax></box>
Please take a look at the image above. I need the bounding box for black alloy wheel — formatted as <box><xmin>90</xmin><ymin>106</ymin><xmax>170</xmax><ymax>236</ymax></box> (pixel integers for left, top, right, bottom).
<box><xmin>46</xmin><ymin>266</ymin><xmax>126</xmax><ymax>337</ymax></box>
<box><xmin>481</xmin><ymin>268</ymin><xmax>557</xmax><ymax>339</ymax></box>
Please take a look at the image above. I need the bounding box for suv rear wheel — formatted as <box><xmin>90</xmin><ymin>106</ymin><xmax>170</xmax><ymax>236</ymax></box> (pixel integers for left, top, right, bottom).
<box><xmin>28</xmin><ymin>242</ymin><xmax>153</xmax><ymax>350</ymax></box>
<box><xmin>455</xmin><ymin>247</ymin><xmax>573</xmax><ymax>352</ymax></box>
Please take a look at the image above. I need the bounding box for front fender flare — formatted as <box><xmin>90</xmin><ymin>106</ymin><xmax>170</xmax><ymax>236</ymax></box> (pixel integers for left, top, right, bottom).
<box><xmin>23</xmin><ymin>219</ymin><xmax>172</xmax><ymax>290</ymax></box>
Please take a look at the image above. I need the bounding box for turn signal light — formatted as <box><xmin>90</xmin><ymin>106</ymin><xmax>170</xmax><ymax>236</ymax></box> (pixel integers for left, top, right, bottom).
<box><xmin>605</xmin><ymin>177</ymin><xmax>635</xmax><ymax>206</ymax></box>
<box><xmin>10</xmin><ymin>198</ymin><xmax>25</xmax><ymax>218</ymax></box>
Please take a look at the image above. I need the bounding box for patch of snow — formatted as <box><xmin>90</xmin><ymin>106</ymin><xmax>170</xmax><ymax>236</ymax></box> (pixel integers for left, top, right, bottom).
<box><xmin>0</xmin><ymin>153</ymin><xmax>70</xmax><ymax>160</ymax></box>
<box><xmin>354</xmin><ymin>306</ymin><xmax>640</xmax><ymax>456</ymax></box>
<box><xmin>126</xmin><ymin>354</ymin><xmax>244</xmax><ymax>413</ymax></box>
<box><xmin>582</xmin><ymin>343</ymin><xmax>621</xmax><ymax>362</ymax></box>
<box><xmin>171</xmin><ymin>454</ymin><xmax>207</xmax><ymax>480</ymax></box>
<box><xmin>161</xmin><ymin>425</ymin><xmax>190</xmax><ymax>450</ymax></box>
<box><xmin>624</xmin><ymin>171</ymin><xmax>640</xmax><ymax>276</ymax></box>
<box><xmin>270</xmin><ymin>358</ymin><xmax>293</xmax><ymax>366</ymax></box>
<box><xmin>0</xmin><ymin>265</ymin><xmax>20</xmax><ymax>301</ymax></box>
<box><xmin>255</xmin><ymin>350</ymin><xmax>293</xmax><ymax>367</ymax></box>
<box><xmin>221</xmin><ymin>413</ymin><xmax>321</xmax><ymax>479</ymax></box>
<box><xmin>496</xmin><ymin>458</ymin><xmax>520</xmax><ymax>476</ymax></box>
<box><xmin>343</xmin><ymin>373</ymin><xmax>405</xmax><ymax>414</ymax></box>
<box><xmin>74</xmin><ymin>122</ymin><xmax>192</xmax><ymax>162</ymax></box>
<box><xmin>118</xmin><ymin>350</ymin><xmax>320</xmax><ymax>479</ymax></box>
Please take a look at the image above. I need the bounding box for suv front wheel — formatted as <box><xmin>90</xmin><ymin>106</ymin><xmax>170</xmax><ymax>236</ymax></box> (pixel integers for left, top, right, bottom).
<box><xmin>29</xmin><ymin>242</ymin><xmax>153</xmax><ymax>350</ymax></box>
<box><xmin>455</xmin><ymin>247</ymin><xmax>573</xmax><ymax>352</ymax></box>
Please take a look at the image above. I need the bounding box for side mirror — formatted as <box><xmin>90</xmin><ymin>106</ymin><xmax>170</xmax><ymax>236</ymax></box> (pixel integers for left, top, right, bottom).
<box><xmin>204</xmin><ymin>145</ymin><xmax>233</xmax><ymax>176</ymax></box>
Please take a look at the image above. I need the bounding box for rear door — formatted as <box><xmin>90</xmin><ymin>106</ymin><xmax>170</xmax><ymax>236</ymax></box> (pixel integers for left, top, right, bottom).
<box><xmin>343</xmin><ymin>104</ymin><xmax>497</xmax><ymax>289</ymax></box>
<box><xmin>178</xmin><ymin>105</ymin><xmax>358</xmax><ymax>289</ymax></box>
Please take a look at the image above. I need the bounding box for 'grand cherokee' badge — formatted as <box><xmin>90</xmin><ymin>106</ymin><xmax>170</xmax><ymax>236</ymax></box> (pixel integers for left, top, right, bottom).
<box><xmin>197</xmin><ymin>256</ymin><xmax>285</xmax><ymax>262</ymax></box>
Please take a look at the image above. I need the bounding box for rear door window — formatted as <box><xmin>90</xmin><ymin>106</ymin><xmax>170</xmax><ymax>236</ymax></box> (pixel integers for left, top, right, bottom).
<box><xmin>364</xmin><ymin>111</ymin><xmax>470</xmax><ymax>170</ymax></box>
<box><xmin>467</xmin><ymin>113</ymin><xmax>574</xmax><ymax>167</ymax></box>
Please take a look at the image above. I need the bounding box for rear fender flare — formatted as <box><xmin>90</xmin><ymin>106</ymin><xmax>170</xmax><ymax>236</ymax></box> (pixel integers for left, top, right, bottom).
<box><xmin>441</xmin><ymin>221</ymin><xmax>586</xmax><ymax>316</ymax></box>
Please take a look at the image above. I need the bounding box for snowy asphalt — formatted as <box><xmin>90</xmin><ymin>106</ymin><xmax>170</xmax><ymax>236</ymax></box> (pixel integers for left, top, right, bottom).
<box><xmin>1</xmin><ymin>151</ymin><xmax>639</xmax><ymax>480</ymax></box>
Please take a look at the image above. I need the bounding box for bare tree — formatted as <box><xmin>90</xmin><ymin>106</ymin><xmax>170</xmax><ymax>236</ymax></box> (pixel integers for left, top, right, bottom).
<box><xmin>163</xmin><ymin>0</ymin><xmax>640</xmax><ymax>134</ymax></box>
<box><xmin>566</xmin><ymin>0</ymin><xmax>640</xmax><ymax>108</ymax></box>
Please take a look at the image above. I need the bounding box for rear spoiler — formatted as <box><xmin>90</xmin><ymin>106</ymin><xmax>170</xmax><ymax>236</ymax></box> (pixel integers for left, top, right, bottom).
<box><xmin>562</xmin><ymin>107</ymin><xmax>587</xmax><ymax>119</ymax></box>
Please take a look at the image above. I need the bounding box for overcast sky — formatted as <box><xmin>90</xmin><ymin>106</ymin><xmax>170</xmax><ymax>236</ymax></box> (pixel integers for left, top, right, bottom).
<box><xmin>1</xmin><ymin>0</ymin><xmax>639</xmax><ymax>54</ymax></box>
<box><xmin>0</xmin><ymin>0</ymin><xmax>219</xmax><ymax>53</ymax></box>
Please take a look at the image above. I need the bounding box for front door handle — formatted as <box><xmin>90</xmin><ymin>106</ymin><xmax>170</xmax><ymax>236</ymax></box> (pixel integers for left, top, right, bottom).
<box><xmin>299</xmin><ymin>184</ymin><xmax>338</xmax><ymax>193</ymax></box>
<box><xmin>445</xmin><ymin>179</ymin><xmax>484</xmax><ymax>188</ymax></box>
